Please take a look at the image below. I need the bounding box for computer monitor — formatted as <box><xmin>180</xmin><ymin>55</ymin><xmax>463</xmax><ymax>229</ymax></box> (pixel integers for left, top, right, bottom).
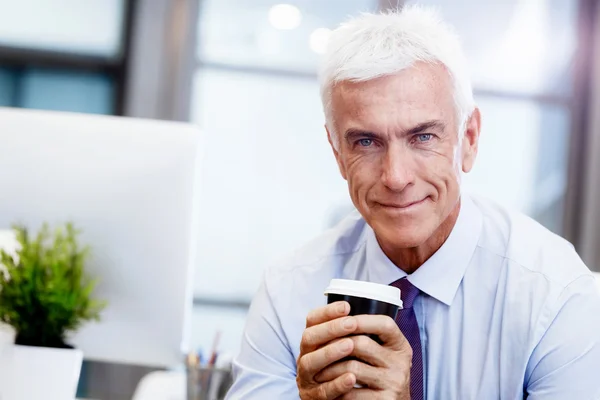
<box><xmin>0</xmin><ymin>108</ymin><xmax>202</xmax><ymax>367</ymax></box>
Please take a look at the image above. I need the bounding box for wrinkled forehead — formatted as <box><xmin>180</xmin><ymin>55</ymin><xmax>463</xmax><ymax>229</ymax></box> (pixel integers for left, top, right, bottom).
<box><xmin>330</xmin><ymin>62</ymin><xmax>458</xmax><ymax>133</ymax></box>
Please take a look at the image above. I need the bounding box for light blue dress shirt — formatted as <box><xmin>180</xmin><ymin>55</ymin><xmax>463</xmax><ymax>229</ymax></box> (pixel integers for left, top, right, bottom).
<box><xmin>226</xmin><ymin>195</ymin><xmax>600</xmax><ymax>399</ymax></box>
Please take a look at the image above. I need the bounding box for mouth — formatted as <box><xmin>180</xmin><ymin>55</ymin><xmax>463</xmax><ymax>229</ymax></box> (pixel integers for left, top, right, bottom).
<box><xmin>376</xmin><ymin>197</ymin><xmax>428</xmax><ymax>210</ymax></box>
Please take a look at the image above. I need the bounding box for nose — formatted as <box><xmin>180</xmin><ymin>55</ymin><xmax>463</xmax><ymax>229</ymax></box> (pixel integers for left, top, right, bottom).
<box><xmin>381</xmin><ymin>144</ymin><xmax>414</xmax><ymax>192</ymax></box>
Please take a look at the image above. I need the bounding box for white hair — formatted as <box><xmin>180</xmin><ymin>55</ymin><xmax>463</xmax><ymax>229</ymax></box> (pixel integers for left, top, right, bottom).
<box><xmin>319</xmin><ymin>6</ymin><xmax>475</xmax><ymax>148</ymax></box>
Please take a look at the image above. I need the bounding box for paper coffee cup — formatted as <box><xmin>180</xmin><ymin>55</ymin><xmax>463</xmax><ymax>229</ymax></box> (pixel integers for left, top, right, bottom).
<box><xmin>324</xmin><ymin>279</ymin><xmax>402</xmax><ymax>320</ymax></box>
<box><xmin>324</xmin><ymin>279</ymin><xmax>402</xmax><ymax>384</ymax></box>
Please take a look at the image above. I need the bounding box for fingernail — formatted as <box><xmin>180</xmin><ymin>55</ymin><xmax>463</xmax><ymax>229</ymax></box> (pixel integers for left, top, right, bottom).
<box><xmin>342</xmin><ymin>317</ymin><xmax>355</xmax><ymax>330</ymax></box>
<box><xmin>337</xmin><ymin>302</ymin><xmax>347</xmax><ymax>313</ymax></box>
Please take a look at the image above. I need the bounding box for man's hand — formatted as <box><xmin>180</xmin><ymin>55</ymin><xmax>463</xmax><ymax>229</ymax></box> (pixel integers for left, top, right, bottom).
<box><xmin>315</xmin><ymin>314</ymin><xmax>412</xmax><ymax>399</ymax></box>
<box><xmin>296</xmin><ymin>302</ymin><xmax>412</xmax><ymax>400</ymax></box>
<box><xmin>297</xmin><ymin>301</ymin><xmax>357</xmax><ymax>399</ymax></box>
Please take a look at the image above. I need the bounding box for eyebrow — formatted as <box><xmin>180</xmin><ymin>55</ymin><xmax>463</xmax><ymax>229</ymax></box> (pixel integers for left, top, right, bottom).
<box><xmin>343</xmin><ymin>119</ymin><xmax>446</xmax><ymax>142</ymax></box>
<box><xmin>344</xmin><ymin>129</ymin><xmax>381</xmax><ymax>143</ymax></box>
<box><xmin>406</xmin><ymin>120</ymin><xmax>446</xmax><ymax>135</ymax></box>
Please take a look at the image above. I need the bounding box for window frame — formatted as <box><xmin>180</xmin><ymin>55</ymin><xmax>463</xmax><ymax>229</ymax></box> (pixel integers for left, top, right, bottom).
<box><xmin>0</xmin><ymin>0</ymin><xmax>137</xmax><ymax>116</ymax></box>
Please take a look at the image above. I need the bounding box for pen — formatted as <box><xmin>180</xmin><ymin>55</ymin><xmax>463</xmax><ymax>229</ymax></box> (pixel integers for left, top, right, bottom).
<box><xmin>208</xmin><ymin>330</ymin><xmax>222</xmax><ymax>367</ymax></box>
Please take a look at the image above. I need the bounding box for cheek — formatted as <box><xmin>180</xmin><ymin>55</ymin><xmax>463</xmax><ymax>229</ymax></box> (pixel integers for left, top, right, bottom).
<box><xmin>344</xmin><ymin>156</ymin><xmax>379</xmax><ymax>200</ymax></box>
<box><xmin>417</xmin><ymin>151</ymin><xmax>461</xmax><ymax>195</ymax></box>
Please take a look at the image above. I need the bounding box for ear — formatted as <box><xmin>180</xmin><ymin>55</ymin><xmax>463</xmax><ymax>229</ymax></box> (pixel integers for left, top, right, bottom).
<box><xmin>326</xmin><ymin>124</ymin><xmax>348</xmax><ymax>180</ymax></box>
<box><xmin>461</xmin><ymin>107</ymin><xmax>481</xmax><ymax>173</ymax></box>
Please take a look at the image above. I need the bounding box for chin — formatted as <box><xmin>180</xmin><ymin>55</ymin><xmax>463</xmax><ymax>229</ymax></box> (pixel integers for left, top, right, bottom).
<box><xmin>372</xmin><ymin>219</ymin><xmax>435</xmax><ymax>249</ymax></box>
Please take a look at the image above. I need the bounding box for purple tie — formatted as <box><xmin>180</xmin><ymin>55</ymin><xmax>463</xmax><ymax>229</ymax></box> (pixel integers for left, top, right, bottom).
<box><xmin>390</xmin><ymin>277</ymin><xmax>423</xmax><ymax>400</ymax></box>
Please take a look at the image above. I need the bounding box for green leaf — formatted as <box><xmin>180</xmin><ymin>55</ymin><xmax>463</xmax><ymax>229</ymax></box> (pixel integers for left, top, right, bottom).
<box><xmin>0</xmin><ymin>223</ymin><xmax>107</xmax><ymax>347</ymax></box>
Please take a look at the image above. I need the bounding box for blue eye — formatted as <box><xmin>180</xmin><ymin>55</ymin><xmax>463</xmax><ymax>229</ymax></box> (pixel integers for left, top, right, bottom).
<box><xmin>417</xmin><ymin>134</ymin><xmax>433</xmax><ymax>142</ymax></box>
<box><xmin>358</xmin><ymin>138</ymin><xmax>373</xmax><ymax>147</ymax></box>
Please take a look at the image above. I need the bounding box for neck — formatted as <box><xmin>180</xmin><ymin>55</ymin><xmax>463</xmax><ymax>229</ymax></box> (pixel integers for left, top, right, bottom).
<box><xmin>378</xmin><ymin>200</ymin><xmax>461</xmax><ymax>274</ymax></box>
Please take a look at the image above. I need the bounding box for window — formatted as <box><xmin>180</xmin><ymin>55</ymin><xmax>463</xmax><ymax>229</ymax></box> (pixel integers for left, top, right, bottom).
<box><xmin>191</xmin><ymin>68</ymin><xmax>348</xmax><ymax>301</ymax></box>
<box><xmin>0</xmin><ymin>0</ymin><xmax>128</xmax><ymax>115</ymax></box>
<box><xmin>189</xmin><ymin>0</ymin><xmax>580</xmax><ymax>353</ymax></box>
<box><xmin>198</xmin><ymin>0</ymin><xmax>378</xmax><ymax>72</ymax></box>
<box><xmin>463</xmin><ymin>98</ymin><xmax>570</xmax><ymax>233</ymax></box>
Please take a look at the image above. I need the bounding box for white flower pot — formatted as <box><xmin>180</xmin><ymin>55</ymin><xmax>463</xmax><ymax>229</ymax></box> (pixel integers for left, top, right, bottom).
<box><xmin>0</xmin><ymin>323</ymin><xmax>15</xmax><ymax>349</ymax></box>
<box><xmin>0</xmin><ymin>343</ymin><xmax>83</xmax><ymax>400</ymax></box>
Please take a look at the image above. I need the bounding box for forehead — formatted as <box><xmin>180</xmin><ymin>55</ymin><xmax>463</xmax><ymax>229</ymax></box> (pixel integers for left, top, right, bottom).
<box><xmin>330</xmin><ymin>62</ymin><xmax>456</xmax><ymax>131</ymax></box>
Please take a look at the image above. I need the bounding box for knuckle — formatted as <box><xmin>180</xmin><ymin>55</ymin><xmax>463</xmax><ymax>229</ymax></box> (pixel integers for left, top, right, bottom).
<box><xmin>327</xmin><ymin>302</ymin><xmax>339</xmax><ymax>317</ymax></box>
<box><xmin>298</xmin><ymin>355</ymin><xmax>311</xmax><ymax>373</ymax></box>
<box><xmin>316</xmin><ymin>384</ymin><xmax>328</xmax><ymax>400</ymax></box>
<box><xmin>393</xmin><ymin>370</ymin><xmax>409</xmax><ymax>393</ymax></box>
<box><xmin>323</xmin><ymin>343</ymin><xmax>337</xmax><ymax>361</ymax></box>
<box><xmin>351</xmin><ymin>334</ymin><xmax>370</xmax><ymax>350</ymax></box>
<box><xmin>306</xmin><ymin>311</ymin><xmax>318</xmax><ymax>327</ymax></box>
<box><xmin>302</xmin><ymin>329</ymin><xmax>314</xmax><ymax>346</ymax></box>
<box><xmin>393</xmin><ymin>378</ymin><xmax>404</xmax><ymax>394</ymax></box>
<box><xmin>347</xmin><ymin>360</ymin><xmax>362</xmax><ymax>376</ymax></box>
<box><xmin>357</xmin><ymin>334</ymin><xmax>371</xmax><ymax>346</ymax></box>
<box><xmin>305</xmin><ymin>315</ymin><xmax>313</xmax><ymax>327</ymax></box>
<box><xmin>327</xmin><ymin>320</ymin><xmax>339</xmax><ymax>336</ymax></box>
<box><xmin>335</xmin><ymin>376</ymin><xmax>349</xmax><ymax>394</ymax></box>
<box><xmin>404</xmin><ymin>342</ymin><xmax>413</xmax><ymax>358</ymax></box>
<box><xmin>307</xmin><ymin>306</ymin><xmax>326</xmax><ymax>327</ymax></box>
<box><xmin>397</xmin><ymin>336</ymin><xmax>413</xmax><ymax>357</ymax></box>
<box><xmin>296</xmin><ymin>375</ymin><xmax>306</xmax><ymax>392</ymax></box>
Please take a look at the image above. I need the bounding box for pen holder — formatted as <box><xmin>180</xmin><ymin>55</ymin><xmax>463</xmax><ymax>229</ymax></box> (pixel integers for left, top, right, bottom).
<box><xmin>186</xmin><ymin>366</ymin><xmax>233</xmax><ymax>400</ymax></box>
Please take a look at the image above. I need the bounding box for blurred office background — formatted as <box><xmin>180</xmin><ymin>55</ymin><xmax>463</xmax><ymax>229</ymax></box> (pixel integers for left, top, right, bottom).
<box><xmin>1</xmin><ymin>0</ymin><xmax>600</xmax><ymax>396</ymax></box>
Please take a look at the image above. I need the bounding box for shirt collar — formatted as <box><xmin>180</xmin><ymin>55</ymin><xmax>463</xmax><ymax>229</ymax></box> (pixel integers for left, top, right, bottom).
<box><xmin>365</xmin><ymin>194</ymin><xmax>482</xmax><ymax>306</ymax></box>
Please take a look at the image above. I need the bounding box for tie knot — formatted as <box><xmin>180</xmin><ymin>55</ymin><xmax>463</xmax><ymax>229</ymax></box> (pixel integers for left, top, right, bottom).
<box><xmin>390</xmin><ymin>277</ymin><xmax>420</xmax><ymax>309</ymax></box>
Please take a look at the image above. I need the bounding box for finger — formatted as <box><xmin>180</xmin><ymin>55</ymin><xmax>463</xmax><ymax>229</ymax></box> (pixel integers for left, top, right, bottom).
<box><xmin>316</xmin><ymin>336</ymin><xmax>347</xmax><ymax>351</ymax></box>
<box><xmin>313</xmin><ymin>336</ymin><xmax>383</xmax><ymax>379</ymax></box>
<box><xmin>348</xmin><ymin>335</ymin><xmax>392</xmax><ymax>368</ymax></box>
<box><xmin>340</xmin><ymin>388</ymin><xmax>380</xmax><ymax>400</ymax></box>
<box><xmin>352</xmin><ymin>315</ymin><xmax>407</xmax><ymax>350</ymax></box>
<box><xmin>301</xmin><ymin>315</ymin><xmax>357</xmax><ymax>353</ymax></box>
<box><xmin>315</xmin><ymin>359</ymin><xmax>385</xmax><ymax>389</ymax></box>
<box><xmin>316</xmin><ymin>372</ymin><xmax>356</xmax><ymax>400</ymax></box>
<box><xmin>298</xmin><ymin>338</ymin><xmax>354</xmax><ymax>381</ymax></box>
<box><xmin>306</xmin><ymin>302</ymin><xmax>350</xmax><ymax>328</ymax></box>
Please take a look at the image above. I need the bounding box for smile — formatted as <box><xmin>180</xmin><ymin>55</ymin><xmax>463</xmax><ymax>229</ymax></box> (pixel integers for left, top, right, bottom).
<box><xmin>376</xmin><ymin>198</ymin><xmax>428</xmax><ymax>211</ymax></box>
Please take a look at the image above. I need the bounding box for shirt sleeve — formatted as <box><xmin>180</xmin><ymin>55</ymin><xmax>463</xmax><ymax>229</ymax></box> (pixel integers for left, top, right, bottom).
<box><xmin>225</xmin><ymin>271</ymin><xmax>300</xmax><ymax>399</ymax></box>
<box><xmin>525</xmin><ymin>275</ymin><xmax>600</xmax><ymax>399</ymax></box>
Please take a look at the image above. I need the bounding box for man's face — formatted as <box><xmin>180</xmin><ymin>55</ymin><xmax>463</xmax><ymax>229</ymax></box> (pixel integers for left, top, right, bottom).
<box><xmin>328</xmin><ymin>62</ymin><xmax>480</xmax><ymax>248</ymax></box>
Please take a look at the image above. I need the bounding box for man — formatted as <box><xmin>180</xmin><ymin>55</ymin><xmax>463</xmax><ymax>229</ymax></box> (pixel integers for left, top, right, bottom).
<box><xmin>226</xmin><ymin>6</ymin><xmax>600</xmax><ymax>400</ymax></box>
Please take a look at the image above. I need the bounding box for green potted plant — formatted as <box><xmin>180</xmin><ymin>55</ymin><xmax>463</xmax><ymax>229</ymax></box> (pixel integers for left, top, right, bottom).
<box><xmin>0</xmin><ymin>222</ymin><xmax>106</xmax><ymax>399</ymax></box>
